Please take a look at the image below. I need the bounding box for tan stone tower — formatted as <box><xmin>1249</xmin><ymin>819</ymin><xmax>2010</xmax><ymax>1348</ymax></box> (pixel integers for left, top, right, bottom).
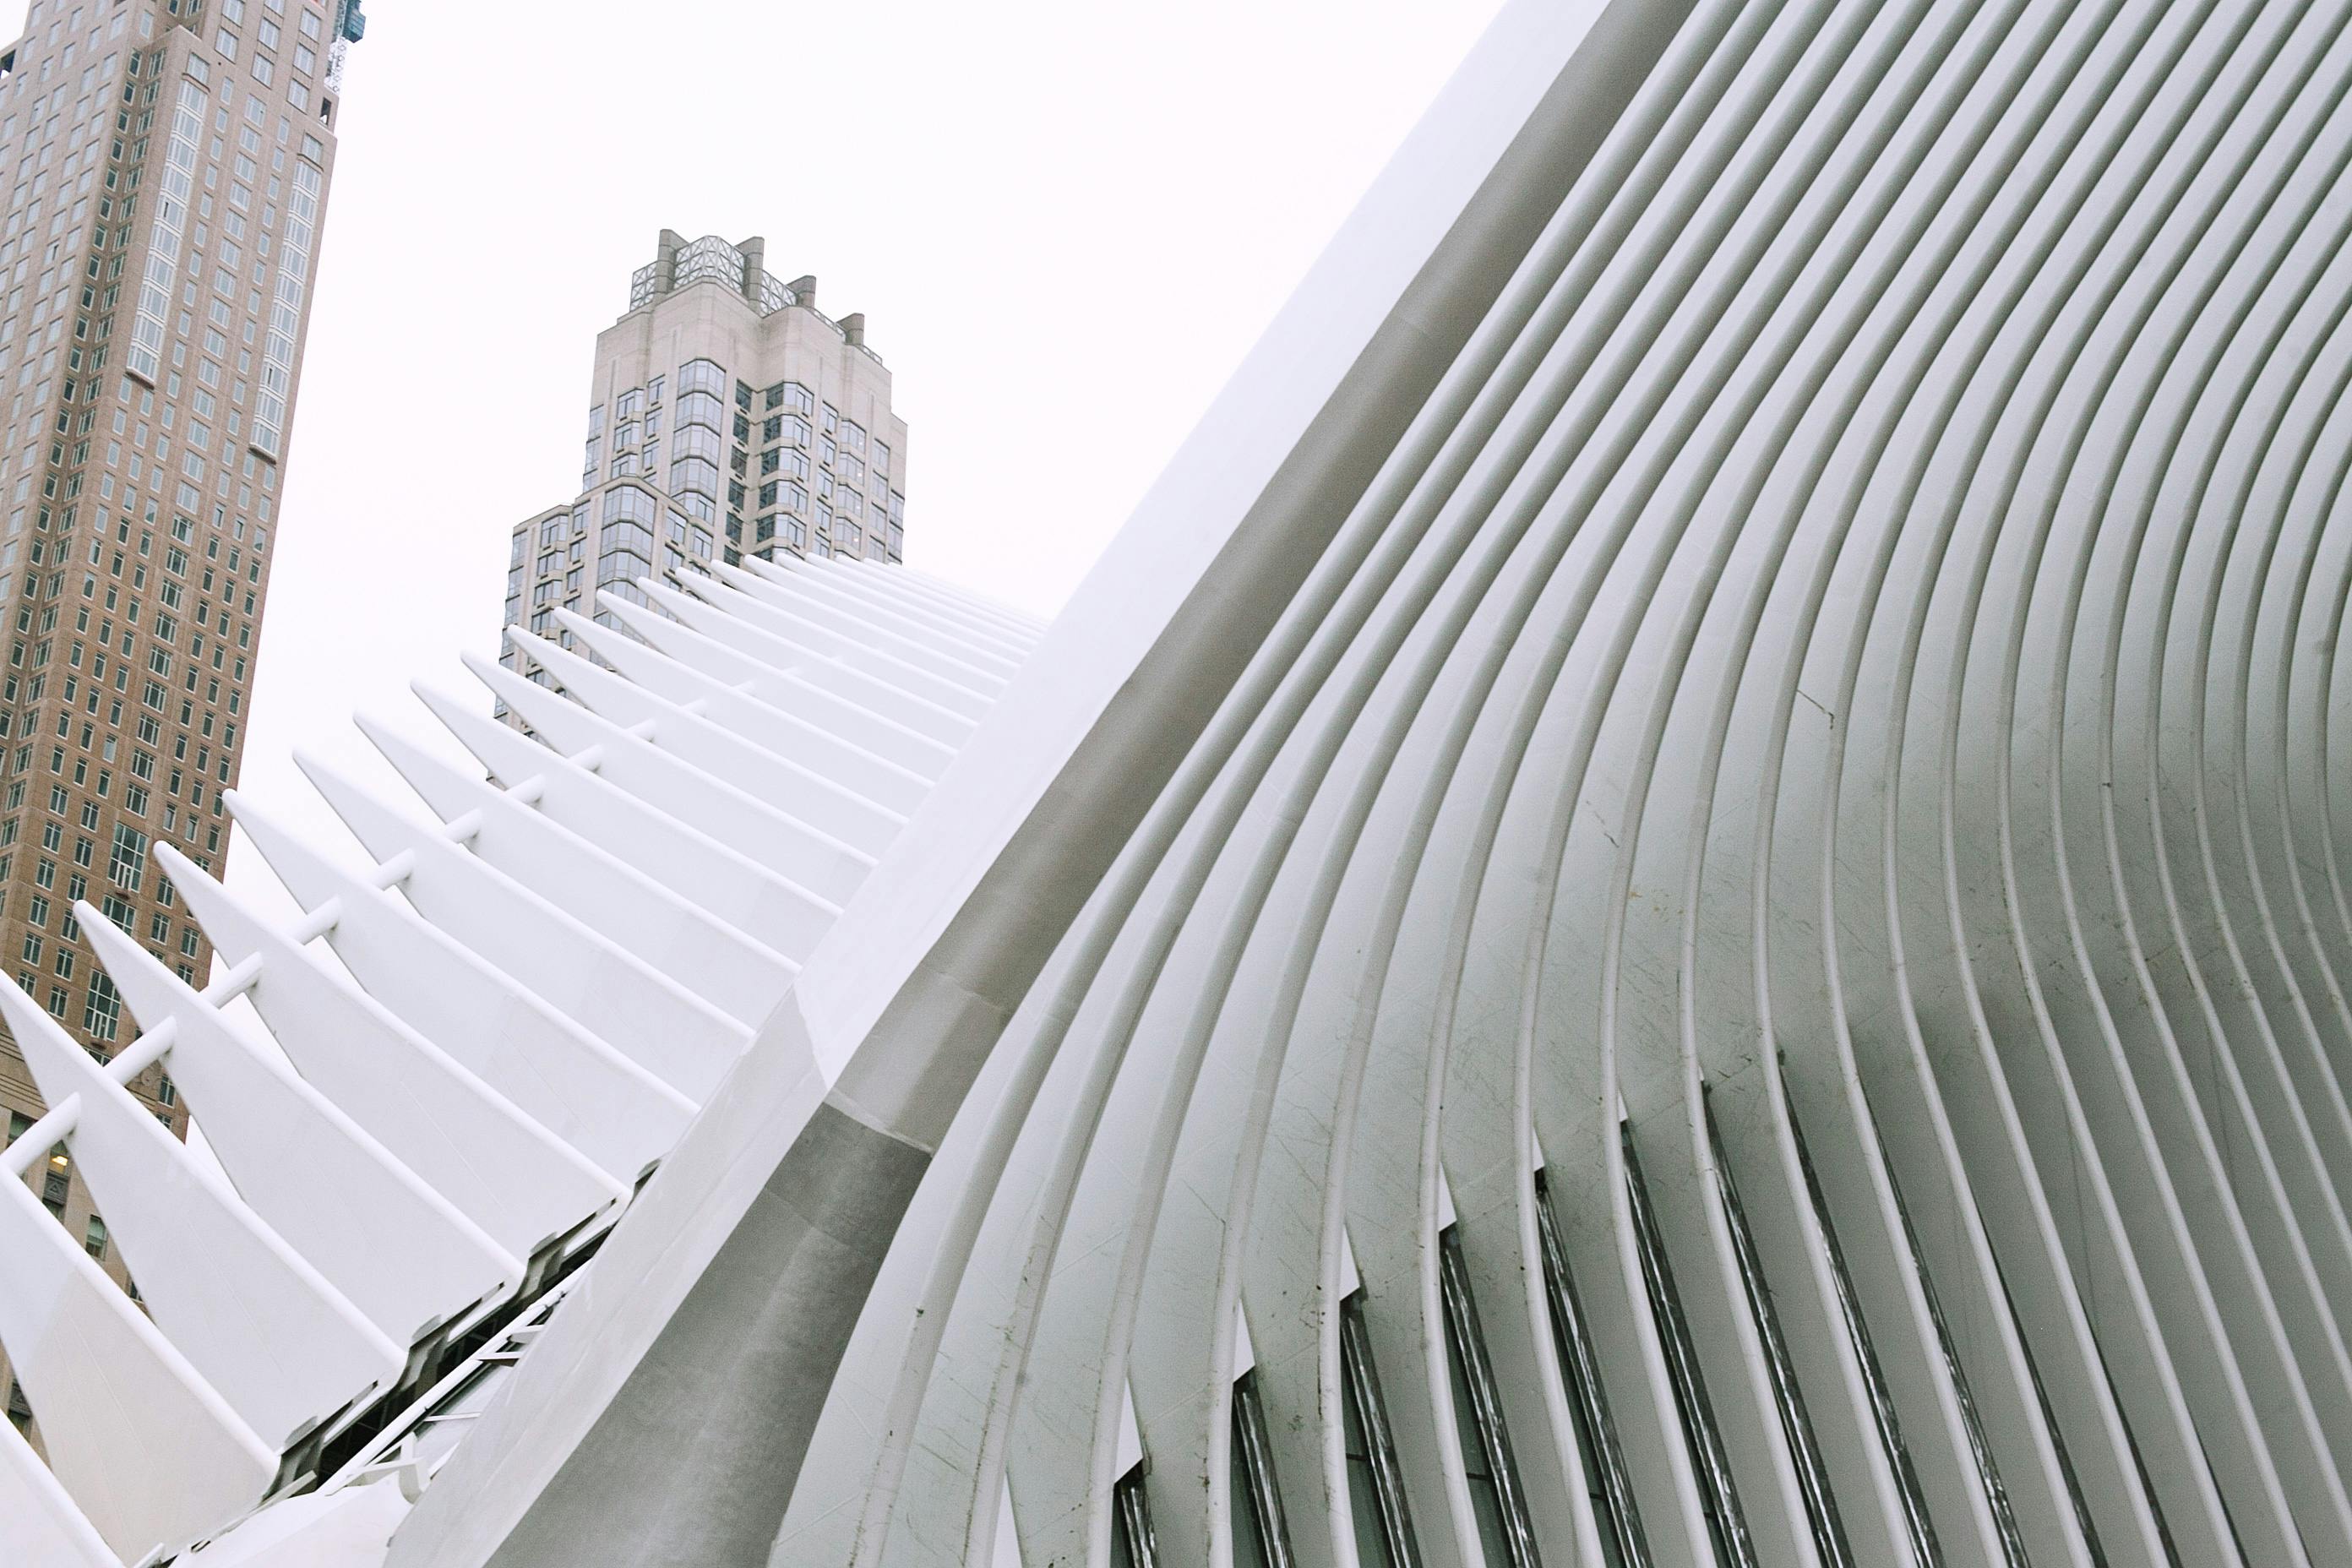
<box><xmin>499</xmin><ymin>231</ymin><xmax>908</xmax><ymax>694</ymax></box>
<box><xmin>0</xmin><ymin>0</ymin><xmax>362</xmax><ymax>1440</ymax></box>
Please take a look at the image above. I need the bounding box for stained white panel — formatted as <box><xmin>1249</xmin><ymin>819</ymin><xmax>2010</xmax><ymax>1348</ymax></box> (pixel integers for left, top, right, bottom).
<box><xmin>84</xmin><ymin>912</ymin><xmax>523</xmax><ymax>1345</ymax></box>
<box><xmin>161</xmin><ymin>844</ymin><xmax>634</xmax><ymax>1254</ymax></box>
<box><xmin>633</xmin><ymin>579</ymin><xmax>979</xmax><ymax>746</ymax></box>
<box><xmin>743</xmin><ymin>556</ymin><xmax>1039</xmax><ymax>662</ymax></box>
<box><xmin>210</xmin><ymin>809</ymin><xmax>698</xmax><ymax>1179</ymax></box>
<box><xmin>283</xmin><ymin>758</ymin><xmax>754</xmax><ymax>1101</ymax></box>
<box><xmin>720</xmin><ymin>558</ymin><xmax>1025</xmax><ymax>682</ymax></box>
<box><xmin>0</xmin><ymin>1406</ymin><xmax>122</xmax><ymax>1566</ymax></box>
<box><xmin>0</xmin><ymin>1170</ymin><xmax>277</xmax><ymax>1564</ymax></box>
<box><xmin>357</xmin><ymin>713</ymin><xmax>798</xmax><ymax>1026</ymax></box>
<box><xmin>409</xmin><ymin>684</ymin><xmax>844</xmax><ymax>958</ymax></box>
<box><xmin>179</xmin><ymin>1476</ymin><xmax>416</xmax><ymax>1567</ymax></box>
<box><xmin>591</xmin><ymin>589</ymin><xmax>969</xmax><ymax>772</ymax></box>
<box><xmin>848</xmin><ymin>558</ymin><xmax>1048</xmax><ymax>640</ymax></box>
<box><xmin>2</xmin><ymin>986</ymin><xmax>402</xmax><ymax>1450</ymax></box>
<box><xmin>678</xmin><ymin>571</ymin><xmax>1002</xmax><ymax>717</ymax></box>
<box><xmin>503</xmin><ymin>625</ymin><xmax>907</xmax><ymax>856</ymax></box>
<box><xmin>466</xmin><ymin>653</ymin><xmax>877</xmax><ymax>906</ymax></box>
<box><xmin>549</xmin><ymin>607</ymin><xmax>937</xmax><ymax>814</ymax></box>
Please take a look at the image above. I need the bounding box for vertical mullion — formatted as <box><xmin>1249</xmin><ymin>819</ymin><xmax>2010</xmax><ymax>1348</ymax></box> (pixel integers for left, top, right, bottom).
<box><xmin>1705</xmin><ymin>1092</ymin><xmax>1855</xmax><ymax>1568</ymax></box>
<box><xmin>1783</xmin><ymin>1086</ymin><xmax>1944</xmax><ymax>1568</ymax></box>
<box><xmin>1535</xmin><ymin>1168</ymin><xmax>1651</xmax><ymax>1568</ymax></box>
<box><xmin>1233</xmin><ymin>1369</ymin><xmax>1295</xmax><ymax>1568</ymax></box>
<box><xmin>1623</xmin><ymin>1120</ymin><xmax>1759</xmax><ymax>1568</ymax></box>
<box><xmin>1342</xmin><ymin>1290</ymin><xmax>1424</xmax><ymax>1568</ymax></box>
<box><xmin>1438</xmin><ymin>1224</ymin><xmax>1545</xmax><ymax>1568</ymax></box>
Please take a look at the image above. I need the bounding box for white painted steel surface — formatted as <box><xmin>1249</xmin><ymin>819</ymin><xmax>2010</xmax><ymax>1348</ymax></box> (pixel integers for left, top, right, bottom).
<box><xmin>12</xmin><ymin>0</ymin><xmax>2352</xmax><ymax>1564</ymax></box>
<box><xmin>0</xmin><ymin>553</ymin><xmax>1025</xmax><ymax>1563</ymax></box>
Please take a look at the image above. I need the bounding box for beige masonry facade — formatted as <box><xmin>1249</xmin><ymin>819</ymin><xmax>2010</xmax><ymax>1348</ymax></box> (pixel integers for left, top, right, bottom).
<box><xmin>500</xmin><ymin>231</ymin><xmax>908</xmax><ymax>694</ymax></box>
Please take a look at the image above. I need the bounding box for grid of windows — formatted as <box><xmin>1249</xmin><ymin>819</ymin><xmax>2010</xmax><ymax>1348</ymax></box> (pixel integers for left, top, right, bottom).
<box><xmin>0</xmin><ymin>11</ymin><xmax>344</xmax><ymax>1396</ymax></box>
<box><xmin>252</xmin><ymin>151</ymin><xmax>323</xmax><ymax>455</ymax></box>
<box><xmin>504</xmin><ymin>258</ymin><xmax>907</xmax><ymax>693</ymax></box>
<box><xmin>128</xmin><ymin>79</ymin><xmax>204</xmax><ymax>380</ymax></box>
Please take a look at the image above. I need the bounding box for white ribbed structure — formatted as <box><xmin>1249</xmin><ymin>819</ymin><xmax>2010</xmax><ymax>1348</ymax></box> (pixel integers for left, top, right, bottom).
<box><xmin>0</xmin><ymin>555</ymin><xmax>1035</xmax><ymax>1566</ymax></box>
<box><xmin>14</xmin><ymin>0</ymin><xmax>2352</xmax><ymax>1563</ymax></box>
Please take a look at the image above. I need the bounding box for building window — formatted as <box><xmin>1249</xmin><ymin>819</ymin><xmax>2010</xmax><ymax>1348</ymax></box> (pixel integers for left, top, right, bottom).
<box><xmin>1232</xmin><ymin>1369</ymin><xmax>1292</xmax><ymax>1568</ymax></box>
<box><xmin>83</xmin><ymin>1214</ymin><xmax>107</xmax><ymax>1260</ymax></box>
<box><xmin>1624</xmin><ymin>1124</ymin><xmax>1754</xmax><ymax>1565</ymax></box>
<box><xmin>671</xmin><ymin>424</ymin><xmax>723</xmax><ymax>465</ymax></box>
<box><xmin>1438</xmin><ymin>1224</ymin><xmax>1542</xmax><ymax>1568</ymax></box>
<box><xmin>675</xmin><ymin>389</ymin><xmax>725</xmax><ymax>434</ymax></box>
<box><xmin>84</xmin><ymin>968</ymin><xmax>122</xmax><ymax>1043</ymax></box>
<box><xmin>1113</xmin><ymin>1461</ymin><xmax>1157</xmax><ymax>1568</ymax></box>
<box><xmin>1533</xmin><ymin>1168</ymin><xmax>1647</xmax><ymax>1567</ymax></box>
<box><xmin>1783</xmin><ymin>1094</ymin><xmax>1942</xmax><ymax>1568</ymax></box>
<box><xmin>1706</xmin><ymin>1095</ymin><xmax>1853</xmax><ymax>1567</ymax></box>
<box><xmin>603</xmin><ymin>485</ymin><xmax>657</xmax><ymax>526</ymax></box>
<box><xmin>41</xmin><ymin>1147</ymin><xmax>68</xmax><ymax>1212</ymax></box>
<box><xmin>1339</xmin><ymin>1290</ymin><xmax>1419</xmax><ymax>1567</ymax></box>
<box><xmin>107</xmin><ymin>827</ymin><xmax>147</xmax><ymax>888</ymax></box>
<box><xmin>1876</xmin><ymin>1115</ymin><xmax>2040</xmax><ymax>1565</ymax></box>
<box><xmin>669</xmin><ymin>457</ymin><xmax>721</xmax><ymax>500</ymax></box>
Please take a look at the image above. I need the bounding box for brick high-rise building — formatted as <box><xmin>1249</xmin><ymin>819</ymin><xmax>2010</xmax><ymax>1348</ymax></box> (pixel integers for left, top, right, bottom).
<box><xmin>500</xmin><ymin>231</ymin><xmax>908</xmax><ymax>693</ymax></box>
<box><xmin>0</xmin><ymin>0</ymin><xmax>366</xmax><ymax>1440</ymax></box>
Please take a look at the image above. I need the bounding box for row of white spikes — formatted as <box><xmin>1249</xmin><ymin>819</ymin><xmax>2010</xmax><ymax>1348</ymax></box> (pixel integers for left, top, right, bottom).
<box><xmin>0</xmin><ymin>554</ymin><xmax>1039</xmax><ymax>1567</ymax></box>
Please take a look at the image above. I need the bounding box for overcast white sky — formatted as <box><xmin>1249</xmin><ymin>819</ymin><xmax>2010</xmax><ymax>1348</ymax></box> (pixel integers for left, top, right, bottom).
<box><xmin>8</xmin><ymin>0</ymin><xmax>1506</xmax><ymax>913</ymax></box>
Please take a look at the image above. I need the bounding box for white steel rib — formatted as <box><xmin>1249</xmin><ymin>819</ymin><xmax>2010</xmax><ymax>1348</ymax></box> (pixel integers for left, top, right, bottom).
<box><xmin>0</xmin><ymin>554</ymin><xmax>1026</xmax><ymax>1567</ymax></box>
